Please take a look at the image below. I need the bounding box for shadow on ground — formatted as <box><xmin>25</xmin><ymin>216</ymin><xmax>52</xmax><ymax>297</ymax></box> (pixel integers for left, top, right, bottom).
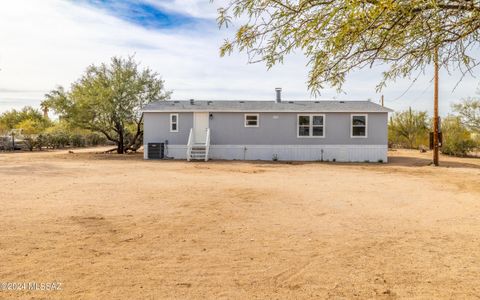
<box><xmin>388</xmin><ymin>156</ymin><xmax>480</xmax><ymax>169</ymax></box>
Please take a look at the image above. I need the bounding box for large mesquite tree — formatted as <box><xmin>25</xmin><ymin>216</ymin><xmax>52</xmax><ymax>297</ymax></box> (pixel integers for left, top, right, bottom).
<box><xmin>217</xmin><ymin>0</ymin><xmax>480</xmax><ymax>93</ymax></box>
<box><xmin>43</xmin><ymin>56</ymin><xmax>171</xmax><ymax>154</ymax></box>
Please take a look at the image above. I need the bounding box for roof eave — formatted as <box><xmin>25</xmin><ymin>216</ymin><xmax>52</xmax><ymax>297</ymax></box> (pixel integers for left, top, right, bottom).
<box><xmin>142</xmin><ymin>109</ymin><xmax>393</xmax><ymax>113</ymax></box>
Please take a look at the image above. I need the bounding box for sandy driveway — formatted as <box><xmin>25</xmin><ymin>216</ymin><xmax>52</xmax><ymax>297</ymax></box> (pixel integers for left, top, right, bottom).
<box><xmin>0</xmin><ymin>148</ymin><xmax>479</xmax><ymax>299</ymax></box>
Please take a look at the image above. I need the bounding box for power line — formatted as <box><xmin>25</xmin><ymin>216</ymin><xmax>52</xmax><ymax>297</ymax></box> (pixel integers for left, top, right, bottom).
<box><xmin>390</xmin><ymin>79</ymin><xmax>418</xmax><ymax>102</ymax></box>
<box><xmin>388</xmin><ymin>76</ymin><xmax>434</xmax><ymax>103</ymax></box>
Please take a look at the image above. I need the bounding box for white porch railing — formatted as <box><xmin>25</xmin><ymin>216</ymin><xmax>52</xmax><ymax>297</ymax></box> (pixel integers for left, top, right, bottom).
<box><xmin>204</xmin><ymin>128</ymin><xmax>211</xmax><ymax>162</ymax></box>
<box><xmin>186</xmin><ymin>128</ymin><xmax>210</xmax><ymax>161</ymax></box>
<box><xmin>186</xmin><ymin>128</ymin><xmax>194</xmax><ymax>161</ymax></box>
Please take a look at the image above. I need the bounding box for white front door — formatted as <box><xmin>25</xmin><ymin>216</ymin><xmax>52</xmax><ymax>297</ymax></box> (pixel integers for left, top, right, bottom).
<box><xmin>193</xmin><ymin>112</ymin><xmax>209</xmax><ymax>144</ymax></box>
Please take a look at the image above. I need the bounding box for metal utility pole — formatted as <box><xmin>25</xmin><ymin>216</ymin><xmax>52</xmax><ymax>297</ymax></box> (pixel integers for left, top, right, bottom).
<box><xmin>433</xmin><ymin>48</ymin><xmax>439</xmax><ymax>166</ymax></box>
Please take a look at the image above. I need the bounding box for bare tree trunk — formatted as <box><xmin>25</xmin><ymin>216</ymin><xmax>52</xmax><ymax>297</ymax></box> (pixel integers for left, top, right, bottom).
<box><xmin>123</xmin><ymin>115</ymin><xmax>143</xmax><ymax>153</ymax></box>
<box><xmin>117</xmin><ymin>134</ymin><xmax>124</xmax><ymax>154</ymax></box>
<box><xmin>117</xmin><ymin>123</ymin><xmax>124</xmax><ymax>154</ymax></box>
<box><xmin>104</xmin><ymin>148</ymin><xmax>117</xmax><ymax>153</ymax></box>
<box><xmin>409</xmin><ymin>137</ymin><xmax>415</xmax><ymax>149</ymax></box>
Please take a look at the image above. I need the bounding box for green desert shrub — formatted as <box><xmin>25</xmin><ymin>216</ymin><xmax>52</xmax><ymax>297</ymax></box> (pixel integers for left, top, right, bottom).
<box><xmin>388</xmin><ymin>108</ymin><xmax>430</xmax><ymax>149</ymax></box>
<box><xmin>85</xmin><ymin>132</ymin><xmax>107</xmax><ymax>146</ymax></box>
<box><xmin>70</xmin><ymin>134</ymin><xmax>86</xmax><ymax>147</ymax></box>
<box><xmin>441</xmin><ymin>116</ymin><xmax>477</xmax><ymax>156</ymax></box>
<box><xmin>46</xmin><ymin>132</ymin><xmax>70</xmax><ymax>149</ymax></box>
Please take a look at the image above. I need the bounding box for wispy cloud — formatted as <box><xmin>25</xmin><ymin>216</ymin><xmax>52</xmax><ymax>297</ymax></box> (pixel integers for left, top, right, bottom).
<box><xmin>76</xmin><ymin>0</ymin><xmax>213</xmax><ymax>29</ymax></box>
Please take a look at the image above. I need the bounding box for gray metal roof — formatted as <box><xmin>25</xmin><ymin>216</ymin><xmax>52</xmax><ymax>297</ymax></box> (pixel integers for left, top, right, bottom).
<box><xmin>142</xmin><ymin>100</ymin><xmax>393</xmax><ymax>113</ymax></box>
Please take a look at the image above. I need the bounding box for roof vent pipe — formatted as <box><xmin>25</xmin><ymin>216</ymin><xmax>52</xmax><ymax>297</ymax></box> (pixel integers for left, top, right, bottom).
<box><xmin>275</xmin><ymin>88</ymin><xmax>282</xmax><ymax>103</ymax></box>
<box><xmin>190</xmin><ymin>99</ymin><xmax>194</xmax><ymax>105</ymax></box>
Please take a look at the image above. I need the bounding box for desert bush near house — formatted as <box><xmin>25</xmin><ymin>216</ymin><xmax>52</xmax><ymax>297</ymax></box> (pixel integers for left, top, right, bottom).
<box><xmin>388</xmin><ymin>108</ymin><xmax>429</xmax><ymax>149</ymax></box>
<box><xmin>441</xmin><ymin>115</ymin><xmax>478</xmax><ymax>157</ymax></box>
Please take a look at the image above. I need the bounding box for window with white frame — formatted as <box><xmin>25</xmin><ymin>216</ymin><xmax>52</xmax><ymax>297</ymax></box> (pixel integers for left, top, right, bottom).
<box><xmin>170</xmin><ymin>113</ymin><xmax>178</xmax><ymax>132</ymax></box>
<box><xmin>351</xmin><ymin>114</ymin><xmax>367</xmax><ymax>137</ymax></box>
<box><xmin>244</xmin><ymin>114</ymin><xmax>259</xmax><ymax>127</ymax></box>
<box><xmin>297</xmin><ymin>114</ymin><xmax>325</xmax><ymax>137</ymax></box>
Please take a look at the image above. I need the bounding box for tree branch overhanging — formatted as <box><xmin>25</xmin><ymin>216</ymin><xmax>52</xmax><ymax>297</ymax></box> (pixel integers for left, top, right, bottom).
<box><xmin>218</xmin><ymin>0</ymin><xmax>480</xmax><ymax>93</ymax></box>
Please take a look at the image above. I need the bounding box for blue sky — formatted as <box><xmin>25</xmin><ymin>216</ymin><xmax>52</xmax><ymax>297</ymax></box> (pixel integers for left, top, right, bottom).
<box><xmin>0</xmin><ymin>0</ymin><xmax>479</xmax><ymax>115</ymax></box>
<box><xmin>78</xmin><ymin>0</ymin><xmax>210</xmax><ymax>29</ymax></box>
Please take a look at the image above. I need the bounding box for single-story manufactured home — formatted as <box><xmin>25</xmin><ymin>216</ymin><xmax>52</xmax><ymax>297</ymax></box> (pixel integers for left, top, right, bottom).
<box><xmin>142</xmin><ymin>90</ymin><xmax>393</xmax><ymax>162</ymax></box>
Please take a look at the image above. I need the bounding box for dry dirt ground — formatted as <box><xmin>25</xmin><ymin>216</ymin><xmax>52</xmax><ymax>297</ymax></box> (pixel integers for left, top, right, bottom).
<box><xmin>0</xmin><ymin>148</ymin><xmax>479</xmax><ymax>299</ymax></box>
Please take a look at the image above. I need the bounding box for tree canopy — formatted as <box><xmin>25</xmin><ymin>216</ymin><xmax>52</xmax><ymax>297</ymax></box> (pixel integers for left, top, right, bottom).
<box><xmin>217</xmin><ymin>0</ymin><xmax>480</xmax><ymax>93</ymax></box>
<box><xmin>453</xmin><ymin>97</ymin><xmax>480</xmax><ymax>132</ymax></box>
<box><xmin>0</xmin><ymin>106</ymin><xmax>50</xmax><ymax>134</ymax></box>
<box><xmin>43</xmin><ymin>56</ymin><xmax>171</xmax><ymax>154</ymax></box>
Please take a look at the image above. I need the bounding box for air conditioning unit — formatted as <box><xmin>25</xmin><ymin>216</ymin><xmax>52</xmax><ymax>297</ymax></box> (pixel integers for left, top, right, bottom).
<box><xmin>148</xmin><ymin>143</ymin><xmax>164</xmax><ymax>159</ymax></box>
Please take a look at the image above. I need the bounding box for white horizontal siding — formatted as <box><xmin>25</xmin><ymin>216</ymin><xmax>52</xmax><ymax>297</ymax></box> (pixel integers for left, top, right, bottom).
<box><xmin>147</xmin><ymin>144</ymin><xmax>387</xmax><ymax>162</ymax></box>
